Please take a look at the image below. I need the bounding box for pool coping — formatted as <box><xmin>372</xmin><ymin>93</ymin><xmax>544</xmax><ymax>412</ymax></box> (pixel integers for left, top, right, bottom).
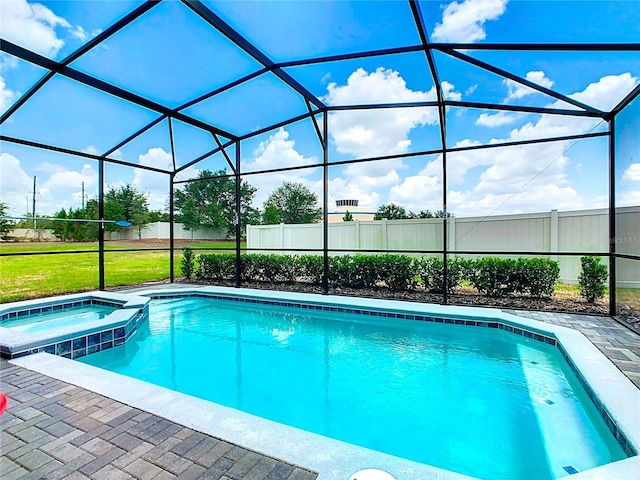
<box><xmin>0</xmin><ymin>291</ymin><xmax>150</xmax><ymax>358</ymax></box>
<box><xmin>10</xmin><ymin>286</ymin><xmax>640</xmax><ymax>480</ymax></box>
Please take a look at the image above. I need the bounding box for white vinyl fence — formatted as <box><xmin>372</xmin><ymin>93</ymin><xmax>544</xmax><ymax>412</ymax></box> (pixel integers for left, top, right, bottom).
<box><xmin>247</xmin><ymin>207</ymin><xmax>640</xmax><ymax>288</ymax></box>
<box><xmin>105</xmin><ymin>222</ymin><xmax>227</xmax><ymax>241</ymax></box>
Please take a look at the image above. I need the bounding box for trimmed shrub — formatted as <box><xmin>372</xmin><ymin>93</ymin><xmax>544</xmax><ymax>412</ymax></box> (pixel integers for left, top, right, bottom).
<box><xmin>240</xmin><ymin>254</ymin><xmax>261</xmax><ymax>282</ymax></box>
<box><xmin>328</xmin><ymin>255</ymin><xmax>359</xmax><ymax>287</ymax></box>
<box><xmin>415</xmin><ymin>256</ymin><xmax>464</xmax><ymax>294</ymax></box>
<box><xmin>196</xmin><ymin>253</ymin><xmax>236</xmax><ymax>280</ymax></box>
<box><xmin>259</xmin><ymin>254</ymin><xmax>298</xmax><ymax>283</ymax></box>
<box><xmin>297</xmin><ymin>255</ymin><xmax>324</xmax><ymax>284</ymax></box>
<box><xmin>578</xmin><ymin>256</ymin><xmax>608</xmax><ymax>303</ymax></box>
<box><xmin>378</xmin><ymin>254</ymin><xmax>415</xmax><ymax>291</ymax></box>
<box><xmin>352</xmin><ymin>254</ymin><xmax>383</xmax><ymax>288</ymax></box>
<box><xmin>467</xmin><ymin>257</ymin><xmax>521</xmax><ymax>297</ymax></box>
<box><xmin>194</xmin><ymin>252</ymin><xmax>560</xmax><ymax>299</ymax></box>
<box><xmin>465</xmin><ymin>257</ymin><xmax>559</xmax><ymax>298</ymax></box>
<box><xmin>519</xmin><ymin>258</ymin><xmax>559</xmax><ymax>297</ymax></box>
<box><xmin>180</xmin><ymin>248</ymin><xmax>195</xmax><ymax>280</ymax></box>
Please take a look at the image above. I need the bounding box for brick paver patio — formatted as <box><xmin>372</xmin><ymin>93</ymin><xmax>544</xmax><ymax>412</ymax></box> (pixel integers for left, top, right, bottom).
<box><xmin>1</xmin><ymin>304</ymin><xmax>639</xmax><ymax>480</ymax></box>
<box><xmin>0</xmin><ymin>362</ymin><xmax>318</xmax><ymax>480</ymax></box>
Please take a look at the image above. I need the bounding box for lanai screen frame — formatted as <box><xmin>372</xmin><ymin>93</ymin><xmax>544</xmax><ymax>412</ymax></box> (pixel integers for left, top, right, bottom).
<box><xmin>1</xmin><ymin>0</ymin><xmax>639</xmax><ymax>315</ymax></box>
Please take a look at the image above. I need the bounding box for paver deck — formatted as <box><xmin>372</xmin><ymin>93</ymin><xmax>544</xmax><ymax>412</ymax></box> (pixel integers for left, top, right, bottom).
<box><xmin>1</xmin><ymin>298</ymin><xmax>639</xmax><ymax>479</ymax></box>
<box><xmin>0</xmin><ymin>362</ymin><xmax>318</xmax><ymax>480</ymax></box>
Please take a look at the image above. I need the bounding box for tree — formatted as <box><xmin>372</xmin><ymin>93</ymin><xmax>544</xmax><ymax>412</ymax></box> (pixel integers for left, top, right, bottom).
<box><xmin>148</xmin><ymin>210</ymin><xmax>170</xmax><ymax>223</ymax></box>
<box><xmin>174</xmin><ymin>169</ymin><xmax>258</xmax><ymax>238</ymax></box>
<box><xmin>51</xmin><ymin>202</ymin><xmax>99</xmax><ymax>242</ymax></box>
<box><xmin>262</xmin><ymin>182</ymin><xmax>322</xmax><ymax>225</ymax></box>
<box><xmin>342</xmin><ymin>210</ymin><xmax>354</xmax><ymax>222</ymax></box>
<box><xmin>410</xmin><ymin>209</ymin><xmax>436</xmax><ymax>219</ymax></box>
<box><xmin>104</xmin><ymin>185</ymin><xmax>151</xmax><ymax>239</ymax></box>
<box><xmin>0</xmin><ymin>200</ymin><xmax>14</xmax><ymax>240</ymax></box>
<box><xmin>373</xmin><ymin>203</ymin><xmax>409</xmax><ymax>220</ymax></box>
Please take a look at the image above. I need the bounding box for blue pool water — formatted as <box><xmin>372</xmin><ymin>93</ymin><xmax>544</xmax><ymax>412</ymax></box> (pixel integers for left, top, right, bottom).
<box><xmin>79</xmin><ymin>297</ymin><xmax>626</xmax><ymax>479</ymax></box>
<box><xmin>2</xmin><ymin>305</ymin><xmax>117</xmax><ymax>334</ymax></box>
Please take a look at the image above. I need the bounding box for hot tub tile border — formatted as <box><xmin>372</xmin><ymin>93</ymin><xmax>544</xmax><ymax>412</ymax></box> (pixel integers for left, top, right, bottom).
<box><xmin>6</xmin><ymin>308</ymin><xmax>148</xmax><ymax>361</ymax></box>
<box><xmin>0</xmin><ymin>298</ymin><xmax>124</xmax><ymax>322</ymax></box>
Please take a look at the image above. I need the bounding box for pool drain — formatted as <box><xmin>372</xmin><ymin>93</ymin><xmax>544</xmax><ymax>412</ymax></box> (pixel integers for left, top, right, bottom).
<box><xmin>348</xmin><ymin>469</ymin><xmax>396</xmax><ymax>480</ymax></box>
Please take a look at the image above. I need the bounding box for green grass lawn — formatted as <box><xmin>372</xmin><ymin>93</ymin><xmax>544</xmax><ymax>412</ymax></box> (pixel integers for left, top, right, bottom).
<box><xmin>0</xmin><ymin>241</ymin><xmax>243</xmax><ymax>302</ymax></box>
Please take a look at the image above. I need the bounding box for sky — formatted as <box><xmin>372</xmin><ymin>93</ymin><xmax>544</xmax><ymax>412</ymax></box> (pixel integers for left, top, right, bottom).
<box><xmin>1</xmin><ymin>0</ymin><xmax>639</xmax><ymax>219</ymax></box>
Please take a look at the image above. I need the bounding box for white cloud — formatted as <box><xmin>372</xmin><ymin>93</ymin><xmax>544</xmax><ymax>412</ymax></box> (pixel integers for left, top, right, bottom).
<box><xmin>432</xmin><ymin>0</ymin><xmax>508</xmax><ymax>43</ymax></box>
<box><xmin>132</xmin><ymin>147</ymin><xmax>173</xmax><ymax>211</ymax></box>
<box><xmin>243</xmin><ymin>128</ymin><xmax>319</xmax><ymax>206</ymax></box>
<box><xmin>44</xmin><ymin>163</ymin><xmax>97</xmax><ymax>192</ymax></box>
<box><xmin>0</xmin><ymin>0</ymin><xmax>98</xmax><ymax>60</ymax></box>
<box><xmin>0</xmin><ymin>0</ymin><xmax>69</xmax><ymax>57</ymax></box>
<box><xmin>324</xmin><ymin>68</ymin><xmax>455</xmax><ymax>159</ymax></box>
<box><xmin>504</xmin><ymin>71</ymin><xmax>554</xmax><ymax>102</ymax></box>
<box><xmin>475</xmin><ymin>111</ymin><xmax>519</xmax><ymax>127</ymax></box>
<box><xmin>246</xmin><ymin>128</ymin><xmax>318</xmax><ymax>173</ymax></box>
<box><xmin>389</xmin><ymin>174</ymin><xmax>441</xmax><ymax>212</ymax></box>
<box><xmin>568</xmin><ymin>72</ymin><xmax>638</xmax><ymax>111</ymax></box>
<box><xmin>441</xmin><ymin>81</ymin><xmax>462</xmax><ymax>101</ymax></box>
<box><xmin>465</xmin><ymin>85</ymin><xmax>478</xmax><ymax>96</ymax></box>
<box><xmin>69</xmin><ymin>25</ymin><xmax>101</xmax><ymax>42</ymax></box>
<box><xmin>388</xmin><ymin>73</ymin><xmax>637</xmax><ymax>216</ymax></box>
<box><xmin>617</xmin><ymin>190</ymin><xmax>640</xmax><ymax>207</ymax></box>
<box><xmin>0</xmin><ymin>152</ymin><xmax>33</xmax><ymax>204</ymax></box>
<box><xmin>0</xmin><ymin>75</ymin><xmax>17</xmax><ymax>114</ymax></box>
<box><xmin>83</xmin><ymin>145</ymin><xmax>100</xmax><ymax>156</ymax></box>
<box><xmin>622</xmin><ymin>163</ymin><xmax>640</xmax><ymax>183</ymax></box>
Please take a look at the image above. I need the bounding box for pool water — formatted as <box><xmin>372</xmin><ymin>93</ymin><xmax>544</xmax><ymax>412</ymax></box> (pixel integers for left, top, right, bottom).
<box><xmin>2</xmin><ymin>305</ymin><xmax>117</xmax><ymax>334</ymax></box>
<box><xmin>79</xmin><ymin>297</ymin><xmax>626</xmax><ymax>479</ymax></box>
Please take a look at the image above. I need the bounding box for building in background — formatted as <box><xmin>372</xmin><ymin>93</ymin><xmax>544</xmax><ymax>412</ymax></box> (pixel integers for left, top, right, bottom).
<box><xmin>328</xmin><ymin>200</ymin><xmax>375</xmax><ymax>223</ymax></box>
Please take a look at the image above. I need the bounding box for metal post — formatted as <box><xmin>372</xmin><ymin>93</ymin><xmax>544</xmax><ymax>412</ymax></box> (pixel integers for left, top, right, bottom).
<box><xmin>322</xmin><ymin>112</ymin><xmax>329</xmax><ymax>294</ymax></box>
<box><xmin>169</xmin><ymin>173</ymin><xmax>175</xmax><ymax>283</ymax></box>
<box><xmin>608</xmin><ymin>118</ymin><xmax>616</xmax><ymax>317</ymax></box>
<box><xmin>235</xmin><ymin>142</ymin><xmax>242</xmax><ymax>287</ymax></box>
<box><xmin>32</xmin><ymin>176</ymin><xmax>37</xmax><ymax>229</ymax></box>
<box><xmin>98</xmin><ymin>158</ymin><xmax>105</xmax><ymax>290</ymax></box>
<box><xmin>81</xmin><ymin>181</ymin><xmax>85</xmax><ymax>209</ymax></box>
<box><xmin>442</xmin><ymin>149</ymin><xmax>448</xmax><ymax>305</ymax></box>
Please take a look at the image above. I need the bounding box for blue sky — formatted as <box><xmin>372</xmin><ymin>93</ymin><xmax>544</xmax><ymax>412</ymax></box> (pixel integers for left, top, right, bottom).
<box><xmin>1</xmin><ymin>0</ymin><xmax>639</xmax><ymax>219</ymax></box>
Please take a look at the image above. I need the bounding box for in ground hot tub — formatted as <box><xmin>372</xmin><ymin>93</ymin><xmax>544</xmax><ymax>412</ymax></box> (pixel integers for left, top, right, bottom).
<box><xmin>0</xmin><ymin>292</ymin><xmax>149</xmax><ymax>359</ymax></box>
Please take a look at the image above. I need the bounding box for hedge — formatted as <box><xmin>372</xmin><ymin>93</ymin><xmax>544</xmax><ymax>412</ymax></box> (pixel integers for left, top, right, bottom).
<box><xmin>192</xmin><ymin>253</ymin><xmax>560</xmax><ymax>298</ymax></box>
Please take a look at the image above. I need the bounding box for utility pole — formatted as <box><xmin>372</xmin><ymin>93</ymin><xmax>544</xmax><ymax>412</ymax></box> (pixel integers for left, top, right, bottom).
<box><xmin>32</xmin><ymin>175</ymin><xmax>37</xmax><ymax>229</ymax></box>
<box><xmin>81</xmin><ymin>181</ymin><xmax>85</xmax><ymax>209</ymax></box>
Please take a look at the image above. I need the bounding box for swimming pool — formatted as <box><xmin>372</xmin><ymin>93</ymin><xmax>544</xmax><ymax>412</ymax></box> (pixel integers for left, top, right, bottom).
<box><xmin>75</xmin><ymin>292</ymin><xmax>630</xmax><ymax>480</ymax></box>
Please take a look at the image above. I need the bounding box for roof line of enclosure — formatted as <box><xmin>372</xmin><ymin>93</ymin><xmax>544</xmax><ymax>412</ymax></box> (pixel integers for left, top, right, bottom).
<box><xmin>0</xmin><ymin>1</ymin><xmax>160</xmax><ymax>126</ymax></box>
<box><xmin>0</xmin><ymin>93</ymin><xmax>606</xmax><ymax>180</ymax></box>
<box><xmin>0</xmin><ymin>40</ymin><xmax>238</xmax><ymax>141</ymax></box>
<box><xmin>0</xmin><ymin>0</ymin><xmax>636</xmax><ymax>176</ymax></box>
<box><xmin>181</xmin><ymin>0</ymin><xmax>326</xmax><ymax>110</ymax></box>
<box><xmin>274</xmin><ymin>43</ymin><xmax>640</xmax><ymax>70</ymax></box>
<box><xmin>0</xmin><ymin>135</ymin><xmax>171</xmax><ymax>174</ymax></box>
<box><xmin>2</xmin><ymin>34</ymin><xmax>632</xmax><ymax>162</ymax></box>
<box><xmin>173</xmin><ymin>130</ymin><xmax>607</xmax><ymax>186</ymax></box>
<box><xmin>608</xmin><ymin>83</ymin><xmax>640</xmax><ymax>119</ymax></box>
